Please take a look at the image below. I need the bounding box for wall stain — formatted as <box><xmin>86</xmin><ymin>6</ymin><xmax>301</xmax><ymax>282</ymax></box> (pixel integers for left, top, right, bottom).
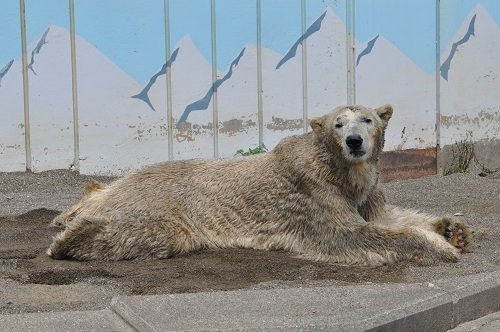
<box><xmin>482</xmin><ymin>70</ymin><xmax>497</xmax><ymax>81</ymax></box>
<box><xmin>175</xmin><ymin>121</ymin><xmax>213</xmax><ymax>143</ymax></box>
<box><xmin>135</xmin><ymin>129</ymin><xmax>144</xmax><ymax>141</ymax></box>
<box><xmin>266</xmin><ymin>117</ymin><xmax>303</xmax><ymax>131</ymax></box>
<box><xmin>220</xmin><ymin>119</ymin><xmax>243</xmax><ymax>136</ymax></box>
<box><xmin>220</xmin><ymin>119</ymin><xmax>257</xmax><ymax>136</ymax></box>
<box><xmin>1</xmin><ymin>144</ymin><xmax>22</xmax><ymax>150</ymax></box>
<box><xmin>441</xmin><ymin>109</ymin><xmax>500</xmax><ymax>128</ymax></box>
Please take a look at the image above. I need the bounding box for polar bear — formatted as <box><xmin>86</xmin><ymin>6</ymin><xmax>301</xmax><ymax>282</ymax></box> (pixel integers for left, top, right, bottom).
<box><xmin>48</xmin><ymin>104</ymin><xmax>472</xmax><ymax>265</ymax></box>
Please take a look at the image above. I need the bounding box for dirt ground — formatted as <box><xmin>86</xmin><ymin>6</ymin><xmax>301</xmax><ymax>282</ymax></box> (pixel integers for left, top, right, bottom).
<box><xmin>0</xmin><ymin>169</ymin><xmax>498</xmax><ymax>315</ymax></box>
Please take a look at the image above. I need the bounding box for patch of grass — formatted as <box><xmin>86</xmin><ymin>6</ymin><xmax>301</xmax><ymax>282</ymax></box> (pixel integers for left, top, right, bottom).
<box><xmin>235</xmin><ymin>144</ymin><xmax>268</xmax><ymax>157</ymax></box>
<box><xmin>443</xmin><ymin>132</ymin><xmax>500</xmax><ymax>176</ymax></box>
<box><xmin>443</xmin><ymin>135</ymin><xmax>475</xmax><ymax>176</ymax></box>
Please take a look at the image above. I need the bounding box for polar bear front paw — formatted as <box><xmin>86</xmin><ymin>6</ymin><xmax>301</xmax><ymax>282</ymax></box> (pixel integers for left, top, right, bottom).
<box><xmin>436</xmin><ymin>218</ymin><xmax>473</xmax><ymax>253</ymax></box>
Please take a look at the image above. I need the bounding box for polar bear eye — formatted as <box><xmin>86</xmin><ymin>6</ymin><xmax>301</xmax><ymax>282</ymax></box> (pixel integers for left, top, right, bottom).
<box><xmin>335</xmin><ymin>123</ymin><xmax>343</xmax><ymax>128</ymax></box>
<box><xmin>363</xmin><ymin>118</ymin><xmax>372</xmax><ymax>124</ymax></box>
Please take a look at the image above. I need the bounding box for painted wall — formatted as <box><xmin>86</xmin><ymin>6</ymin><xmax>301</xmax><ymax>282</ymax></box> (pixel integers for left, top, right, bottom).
<box><xmin>439</xmin><ymin>0</ymin><xmax>500</xmax><ymax>147</ymax></box>
<box><xmin>0</xmin><ymin>0</ymin><xmax>498</xmax><ymax>175</ymax></box>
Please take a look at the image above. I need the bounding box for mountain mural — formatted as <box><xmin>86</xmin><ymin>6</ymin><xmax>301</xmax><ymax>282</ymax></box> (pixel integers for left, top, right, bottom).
<box><xmin>440</xmin><ymin>14</ymin><xmax>476</xmax><ymax>81</ymax></box>
<box><xmin>276</xmin><ymin>10</ymin><xmax>327</xmax><ymax>70</ymax></box>
<box><xmin>0</xmin><ymin>4</ymin><xmax>498</xmax><ymax>173</ymax></box>
<box><xmin>0</xmin><ymin>53</ymin><xmax>24</xmax><ymax>171</ymax></box>
<box><xmin>0</xmin><ymin>59</ymin><xmax>14</xmax><ymax>87</ymax></box>
<box><xmin>131</xmin><ymin>47</ymin><xmax>179</xmax><ymax>112</ymax></box>
<box><xmin>356</xmin><ymin>33</ymin><xmax>436</xmax><ymax>151</ymax></box>
<box><xmin>28</xmin><ymin>27</ymin><xmax>49</xmax><ymax>75</ymax></box>
<box><xmin>356</xmin><ymin>35</ymin><xmax>379</xmax><ymax>66</ymax></box>
<box><xmin>439</xmin><ymin>4</ymin><xmax>500</xmax><ymax>145</ymax></box>
<box><xmin>179</xmin><ymin>47</ymin><xmax>245</xmax><ymax>124</ymax></box>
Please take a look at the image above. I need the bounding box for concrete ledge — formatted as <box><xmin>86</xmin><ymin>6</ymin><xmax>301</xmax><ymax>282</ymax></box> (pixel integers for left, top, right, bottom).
<box><xmin>111</xmin><ymin>272</ymin><xmax>500</xmax><ymax>332</ymax></box>
<box><xmin>362</xmin><ymin>301</ymin><xmax>453</xmax><ymax>332</ymax></box>
<box><xmin>433</xmin><ymin>271</ymin><xmax>500</xmax><ymax>326</ymax></box>
<box><xmin>112</xmin><ymin>283</ymin><xmax>451</xmax><ymax>331</ymax></box>
<box><xmin>449</xmin><ymin>311</ymin><xmax>500</xmax><ymax>332</ymax></box>
<box><xmin>0</xmin><ymin>272</ymin><xmax>498</xmax><ymax>331</ymax></box>
<box><xmin>0</xmin><ymin>309</ymin><xmax>134</xmax><ymax>332</ymax></box>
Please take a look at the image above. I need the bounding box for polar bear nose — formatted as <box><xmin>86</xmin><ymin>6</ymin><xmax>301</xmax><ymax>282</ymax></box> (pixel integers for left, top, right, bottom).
<box><xmin>346</xmin><ymin>135</ymin><xmax>363</xmax><ymax>149</ymax></box>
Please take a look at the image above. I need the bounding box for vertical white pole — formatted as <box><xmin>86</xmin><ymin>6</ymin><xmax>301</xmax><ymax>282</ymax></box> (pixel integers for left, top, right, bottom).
<box><xmin>346</xmin><ymin>0</ymin><xmax>356</xmax><ymax>105</ymax></box>
<box><xmin>211</xmin><ymin>0</ymin><xmax>219</xmax><ymax>158</ymax></box>
<box><xmin>164</xmin><ymin>0</ymin><xmax>174</xmax><ymax>161</ymax></box>
<box><xmin>435</xmin><ymin>0</ymin><xmax>442</xmax><ymax>173</ymax></box>
<box><xmin>256</xmin><ymin>0</ymin><xmax>264</xmax><ymax>145</ymax></box>
<box><xmin>301</xmin><ymin>0</ymin><xmax>309</xmax><ymax>133</ymax></box>
<box><xmin>19</xmin><ymin>0</ymin><xmax>31</xmax><ymax>171</ymax></box>
<box><xmin>69</xmin><ymin>0</ymin><xmax>80</xmax><ymax>172</ymax></box>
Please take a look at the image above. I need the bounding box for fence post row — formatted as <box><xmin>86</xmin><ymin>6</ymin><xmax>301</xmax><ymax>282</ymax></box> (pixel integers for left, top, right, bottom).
<box><xmin>14</xmin><ymin>1</ymin><xmax>451</xmax><ymax>172</ymax></box>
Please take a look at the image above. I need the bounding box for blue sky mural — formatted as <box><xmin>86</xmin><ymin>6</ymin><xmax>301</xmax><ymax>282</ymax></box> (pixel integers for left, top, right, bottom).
<box><xmin>0</xmin><ymin>2</ymin><xmax>22</xmax><ymax>67</ymax></box>
<box><xmin>1</xmin><ymin>0</ymin><xmax>499</xmax><ymax>84</ymax></box>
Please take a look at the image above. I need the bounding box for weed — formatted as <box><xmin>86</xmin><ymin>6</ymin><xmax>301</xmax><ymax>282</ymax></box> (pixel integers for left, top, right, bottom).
<box><xmin>443</xmin><ymin>132</ymin><xmax>500</xmax><ymax>176</ymax></box>
<box><xmin>443</xmin><ymin>134</ymin><xmax>475</xmax><ymax>175</ymax></box>
<box><xmin>235</xmin><ymin>144</ymin><xmax>268</xmax><ymax>157</ymax></box>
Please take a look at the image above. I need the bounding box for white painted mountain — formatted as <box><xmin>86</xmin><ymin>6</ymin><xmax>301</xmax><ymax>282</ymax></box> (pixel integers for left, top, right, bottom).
<box><xmin>70</xmin><ymin>26</ymin><xmax>168</xmax><ymax>174</ymax></box>
<box><xmin>258</xmin><ymin>7</ymin><xmax>348</xmax><ymax>149</ymax></box>
<box><xmin>262</xmin><ymin>39</ymin><xmax>302</xmax><ymax>121</ymax></box>
<box><xmin>356</xmin><ymin>34</ymin><xmax>436</xmax><ymax>151</ymax></box>
<box><xmin>191</xmin><ymin>7</ymin><xmax>350</xmax><ymax>152</ymax></box>
<box><xmin>0</xmin><ymin>25</ymin><xmax>163</xmax><ymax>174</ymax></box>
<box><xmin>0</xmin><ymin>59</ymin><xmax>25</xmax><ymax>171</ymax></box>
<box><xmin>440</xmin><ymin>4</ymin><xmax>500</xmax><ymax>145</ymax></box>
<box><xmin>216</xmin><ymin>44</ymin><xmax>259</xmax><ymax>158</ymax></box>
<box><xmin>260</xmin><ymin>6</ymin><xmax>348</xmax><ymax>123</ymax></box>
<box><xmin>140</xmin><ymin>35</ymin><xmax>215</xmax><ymax>160</ymax></box>
<box><xmin>216</xmin><ymin>44</ymin><xmax>258</xmax><ymax>122</ymax></box>
<box><xmin>305</xmin><ymin>6</ymin><xmax>348</xmax><ymax>118</ymax></box>
<box><xmin>24</xmin><ymin>25</ymin><xmax>74</xmax><ymax>172</ymax></box>
<box><xmin>0</xmin><ymin>25</ymin><xmax>75</xmax><ymax>172</ymax></box>
<box><xmin>146</xmin><ymin>35</ymin><xmax>213</xmax><ymax>123</ymax></box>
<box><xmin>118</xmin><ymin>7</ymin><xmax>361</xmax><ymax>158</ymax></box>
<box><xmin>219</xmin><ymin>7</ymin><xmax>346</xmax><ymax>152</ymax></box>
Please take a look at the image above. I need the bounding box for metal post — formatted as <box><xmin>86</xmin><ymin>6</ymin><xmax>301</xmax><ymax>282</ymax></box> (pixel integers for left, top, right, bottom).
<box><xmin>435</xmin><ymin>0</ymin><xmax>442</xmax><ymax>174</ymax></box>
<box><xmin>164</xmin><ymin>0</ymin><xmax>174</xmax><ymax>161</ymax></box>
<box><xmin>69</xmin><ymin>0</ymin><xmax>80</xmax><ymax>172</ymax></box>
<box><xmin>301</xmin><ymin>0</ymin><xmax>309</xmax><ymax>133</ymax></box>
<box><xmin>346</xmin><ymin>0</ymin><xmax>356</xmax><ymax>105</ymax></box>
<box><xmin>256</xmin><ymin>0</ymin><xmax>264</xmax><ymax>145</ymax></box>
<box><xmin>19</xmin><ymin>0</ymin><xmax>31</xmax><ymax>171</ymax></box>
<box><xmin>210</xmin><ymin>0</ymin><xmax>219</xmax><ymax>158</ymax></box>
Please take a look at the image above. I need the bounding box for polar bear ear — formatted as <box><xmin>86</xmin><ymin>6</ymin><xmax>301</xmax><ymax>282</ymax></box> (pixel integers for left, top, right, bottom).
<box><xmin>310</xmin><ymin>116</ymin><xmax>325</xmax><ymax>136</ymax></box>
<box><xmin>376</xmin><ymin>104</ymin><xmax>393</xmax><ymax>127</ymax></box>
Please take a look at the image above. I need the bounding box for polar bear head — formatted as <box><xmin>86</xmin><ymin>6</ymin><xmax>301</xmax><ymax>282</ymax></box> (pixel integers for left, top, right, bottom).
<box><xmin>310</xmin><ymin>104</ymin><xmax>393</xmax><ymax>163</ymax></box>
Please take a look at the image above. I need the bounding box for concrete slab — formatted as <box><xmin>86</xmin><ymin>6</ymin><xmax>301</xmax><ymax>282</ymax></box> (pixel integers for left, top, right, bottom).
<box><xmin>0</xmin><ymin>272</ymin><xmax>497</xmax><ymax>331</ymax></box>
<box><xmin>0</xmin><ymin>309</ymin><xmax>134</xmax><ymax>332</ymax></box>
<box><xmin>433</xmin><ymin>271</ymin><xmax>500</xmax><ymax>326</ymax></box>
<box><xmin>111</xmin><ymin>272</ymin><xmax>500</xmax><ymax>331</ymax></box>
<box><xmin>449</xmin><ymin>311</ymin><xmax>500</xmax><ymax>332</ymax></box>
<box><xmin>111</xmin><ymin>283</ymin><xmax>452</xmax><ymax>331</ymax></box>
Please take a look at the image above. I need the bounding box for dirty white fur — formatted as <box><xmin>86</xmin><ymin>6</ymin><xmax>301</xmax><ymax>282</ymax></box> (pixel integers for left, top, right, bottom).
<box><xmin>47</xmin><ymin>104</ymin><xmax>473</xmax><ymax>266</ymax></box>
